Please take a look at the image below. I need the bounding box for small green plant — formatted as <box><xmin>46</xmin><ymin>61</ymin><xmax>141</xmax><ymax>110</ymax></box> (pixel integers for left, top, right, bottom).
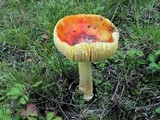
<box><xmin>127</xmin><ymin>48</ymin><xmax>145</xmax><ymax>65</ymax></box>
<box><xmin>147</xmin><ymin>50</ymin><xmax>160</xmax><ymax>72</ymax></box>
<box><xmin>0</xmin><ymin>105</ymin><xmax>11</xmax><ymax>120</ymax></box>
<box><xmin>7</xmin><ymin>83</ymin><xmax>29</xmax><ymax>105</ymax></box>
<box><xmin>113</xmin><ymin>48</ymin><xmax>146</xmax><ymax>70</ymax></box>
<box><xmin>155</xmin><ymin>107</ymin><xmax>160</xmax><ymax>113</ymax></box>
<box><xmin>46</xmin><ymin>112</ymin><xmax>62</xmax><ymax>120</ymax></box>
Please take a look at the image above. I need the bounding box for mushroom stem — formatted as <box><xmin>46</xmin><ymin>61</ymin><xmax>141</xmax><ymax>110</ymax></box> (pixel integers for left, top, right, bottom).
<box><xmin>78</xmin><ymin>62</ymin><xmax>93</xmax><ymax>101</ymax></box>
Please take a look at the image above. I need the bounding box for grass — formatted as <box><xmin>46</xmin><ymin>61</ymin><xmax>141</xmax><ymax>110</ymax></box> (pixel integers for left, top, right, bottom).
<box><xmin>0</xmin><ymin>0</ymin><xmax>160</xmax><ymax>119</ymax></box>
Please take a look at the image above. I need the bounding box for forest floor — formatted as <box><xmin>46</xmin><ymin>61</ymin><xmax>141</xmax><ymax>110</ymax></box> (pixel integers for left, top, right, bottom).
<box><xmin>0</xmin><ymin>0</ymin><xmax>160</xmax><ymax>120</ymax></box>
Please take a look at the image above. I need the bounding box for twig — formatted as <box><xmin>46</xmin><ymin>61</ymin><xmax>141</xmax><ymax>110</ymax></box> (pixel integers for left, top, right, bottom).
<box><xmin>133</xmin><ymin>102</ymin><xmax>160</xmax><ymax>112</ymax></box>
<box><xmin>99</xmin><ymin>102</ymin><xmax>106</xmax><ymax>120</ymax></box>
<box><xmin>120</xmin><ymin>85</ymin><xmax>125</xmax><ymax>98</ymax></box>
<box><xmin>56</xmin><ymin>100</ymin><xmax>69</xmax><ymax>120</ymax></box>
<box><xmin>111</xmin><ymin>81</ymin><xmax>120</xmax><ymax>102</ymax></box>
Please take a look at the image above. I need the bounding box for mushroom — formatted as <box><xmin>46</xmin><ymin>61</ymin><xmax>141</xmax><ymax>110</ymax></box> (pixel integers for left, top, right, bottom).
<box><xmin>54</xmin><ymin>14</ymin><xmax>119</xmax><ymax>101</ymax></box>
